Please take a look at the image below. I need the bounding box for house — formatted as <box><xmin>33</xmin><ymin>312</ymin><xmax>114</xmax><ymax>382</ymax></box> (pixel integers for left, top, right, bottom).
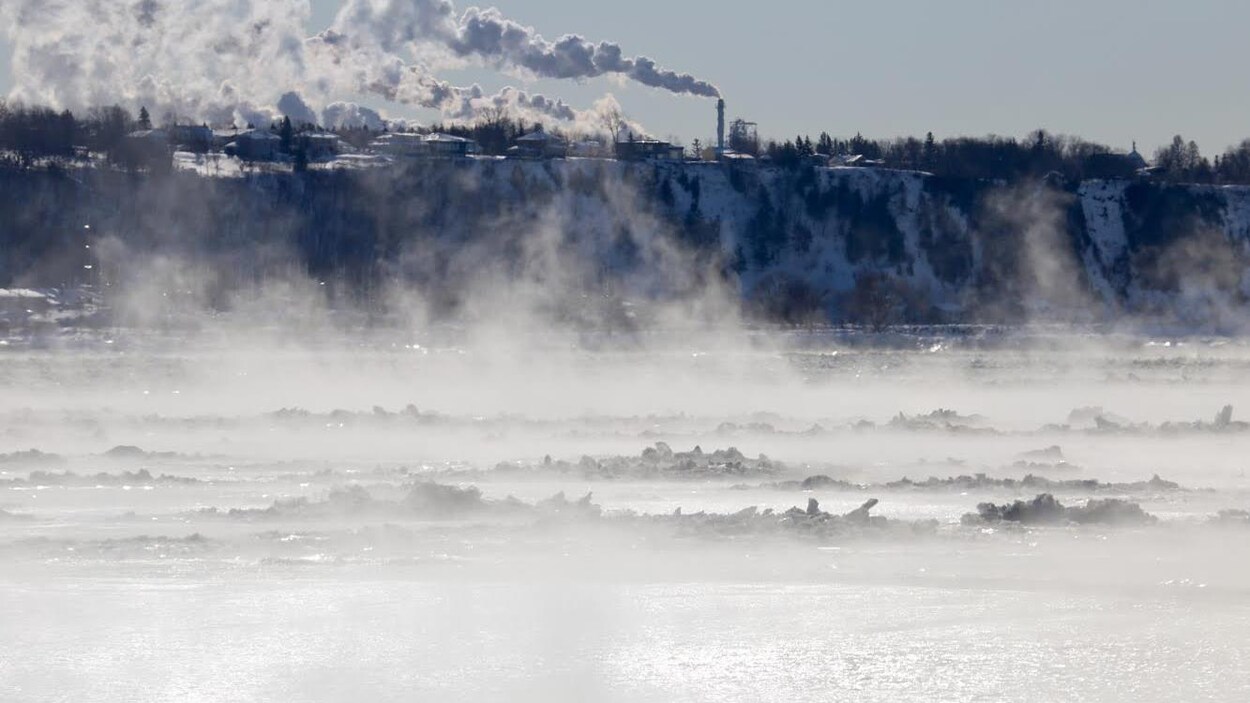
<box><xmin>615</xmin><ymin>137</ymin><xmax>684</xmax><ymax>162</ymax></box>
<box><xmin>169</xmin><ymin>125</ymin><xmax>213</xmax><ymax>153</ymax></box>
<box><xmin>1084</xmin><ymin>144</ymin><xmax>1150</xmax><ymax>179</ymax></box>
<box><xmin>829</xmin><ymin>154</ymin><xmax>885</xmax><ymax>168</ymax></box>
<box><xmin>226</xmin><ymin>130</ymin><xmax>281</xmax><ymax>161</ymax></box>
<box><xmin>423</xmin><ymin>133</ymin><xmax>479</xmax><ymax>158</ymax></box>
<box><xmin>296</xmin><ymin>133</ymin><xmax>342</xmax><ymax>161</ymax></box>
<box><xmin>120</xmin><ymin>129</ymin><xmax>171</xmax><ymax>169</ymax></box>
<box><xmin>719</xmin><ymin>150</ymin><xmax>757</xmax><ymax>166</ymax></box>
<box><xmin>370</xmin><ymin>132</ymin><xmax>428</xmax><ymax>157</ymax></box>
<box><xmin>805</xmin><ymin>153</ymin><xmax>834</xmax><ymax>168</ymax></box>
<box><xmin>511</xmin><ymin>129</ymin><xmax>568</xmax><ymax>159</ymax></box>
<box><xmin>124</xmin><ymin>129</ymin><xmax>169</xmax><ymax>154</ymax></box>
<box><xmin>569</xmin><ymin>140</ymin><xmax>607</xmax><ymax>158</ymax></box>
<box><xmin>213</xmin><ymin>128</ymin><xmax>243</xmax><ymax>151</ymax></box>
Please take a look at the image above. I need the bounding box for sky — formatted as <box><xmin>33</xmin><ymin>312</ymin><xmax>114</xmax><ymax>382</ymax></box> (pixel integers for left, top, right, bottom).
<box><xmin>3</xmin><ymin>0</ymin><xmax>1250</xmax><ymax>154</ymax></box>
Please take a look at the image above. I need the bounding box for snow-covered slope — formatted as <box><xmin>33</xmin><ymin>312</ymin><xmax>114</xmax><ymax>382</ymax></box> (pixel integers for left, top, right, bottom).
<box><xmin>2</xmin><ymin>160</ymin><xmax>1250</xmax><ymax>327</ymax></box>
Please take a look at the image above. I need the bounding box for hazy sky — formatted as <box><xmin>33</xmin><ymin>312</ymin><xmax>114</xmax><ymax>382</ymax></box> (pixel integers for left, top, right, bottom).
<box><xmin>3</xmin><ymin>0</ymin><xmax>1250</xmax><ymax>153</ymax></box>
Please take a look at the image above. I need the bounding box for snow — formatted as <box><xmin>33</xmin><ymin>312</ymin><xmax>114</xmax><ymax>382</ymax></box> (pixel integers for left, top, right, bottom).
<box><xmin>173</xmin><ymin>151</ymin><xmax>248</xmax><ymax>178</ymax></box>
<box><xmin>1077</xmin><ymin>179</ymin><xmax>1130</xmax><ymax>301</ymax></box>
<box><xmin>0</xmin><ymin>288</ymin><xmax>46</xmax><ymax>299</ymax></box>
<box><xmin>54</xmin><ymin>154</ymin><xmax>1250</xmax><ymax>323</ymax></box>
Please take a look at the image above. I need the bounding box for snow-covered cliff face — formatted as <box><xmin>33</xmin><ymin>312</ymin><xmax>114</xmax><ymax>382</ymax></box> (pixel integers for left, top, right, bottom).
<box><xmin>2</xmin><ymin>160</ymin><xmax>1249</xmax><ymax>327</ymax></box>
<box><xmin>1075</xmin><ymin>179</ymin><xmax>1250</xmax><ymax>326</ymax></box>
<box><xmin>655</xmin><ymin>162</ymin><xmax>1250</xmax><ymax>327</ymax></box>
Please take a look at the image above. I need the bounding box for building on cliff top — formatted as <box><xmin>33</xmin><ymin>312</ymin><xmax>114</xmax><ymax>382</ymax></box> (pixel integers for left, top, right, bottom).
<box><xmin>1084</xmin><ymin>143</ymin><xmax>1151</xmax><ymax>179</ymax></box>
<box><xmin>510</xmin><ymin>129</ymin><xmax>568</xmax><ymax>159</ymax></box>
<box><xmin>369</xmin><ymin>132</ymin><xmax>426</xmax><ymax>157</ymax></box>
<box><xmin>615</xmin><ymin>135</ymin><xmax>684</xmax><ymax>162</ymax></box>
<box><xmin>423</xmin><ymin>133</ymin><xmax>480</xmax><ymax>158</ymax></box>
<box><xmin>224</xmin><ymin>130</ymin><xmax>281</xmax><ymax>161</ymax></box>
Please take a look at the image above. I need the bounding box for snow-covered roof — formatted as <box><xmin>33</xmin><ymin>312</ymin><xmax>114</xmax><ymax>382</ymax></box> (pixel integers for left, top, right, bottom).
<box><xmin>236</xmin><ymin>130</ymin><xmax>280</xmax><ymax>141</ymax></box>
<box><xmin>336</xmin><ymin>154</ymin><xmax>387</xmax><ymax>163</ymax></box>
<box><xmin>517</xmin><ymin>130</ymin><xmax>562</xmax><ymax>143</ymax></box>
<box><xmin>424</xmin><ymin>133</ymin><xmax>474</xmax><ymax>144</ymax></box>
<box><xmin>127</xmin><ymin>129</ymin><xmax>167</xmax><ymax>139</ymax></box>
<box><xmin>619</xmin><ymin>137</ymin><xmax>670</xmax><ymax>146</ymax></box>
<box><xmin>375</xmin><ymin>132</ymin><xmax>425</xmax><ymax>142</ymax></box>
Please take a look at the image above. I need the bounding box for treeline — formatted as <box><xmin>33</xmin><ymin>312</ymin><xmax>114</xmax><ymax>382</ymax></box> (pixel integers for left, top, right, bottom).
<box><xmin>0</xmin><ymin>102</ymin><xmax>137</xmax><ymax>166</ymax></box>
<box><xmin>0</xmin><ymin>99</ymin><xmax>564</xmax><ymax>163</ymax></box>
<box><xmin>8</xmin><ymin>98</ymin><xmax>1250</xmax><ymax>185</ymax></box>
<box><xmin>756</xmin><ymin>129</ymin><xmax>1250</xmax><ymax>185</ymax></box>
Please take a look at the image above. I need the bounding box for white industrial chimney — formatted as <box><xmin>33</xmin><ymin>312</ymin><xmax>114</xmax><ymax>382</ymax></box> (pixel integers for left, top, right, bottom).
<box><xmin>716</xmin><ymin>99</ymin><xmax>725</xmax><ymax>156</ymax></box>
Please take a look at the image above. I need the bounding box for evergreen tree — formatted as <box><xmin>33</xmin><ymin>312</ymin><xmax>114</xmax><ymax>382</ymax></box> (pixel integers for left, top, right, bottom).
<box><xmin>817</xmin><ymin>132</ymin><xmax>834</xmax><ymax>156</ymax></box>
<box><xmin>280</xmin><ymin>116</ymin><xmax>294</xmax><ymax>154</ymax></box>
<box><xmin>850</xmin><ymin>132</ymin><xmax>867</xmax><ymax>155</ymax></box>
<box><xmin>137</xmin><ymin>106</ymin><xmax>151</xmax><ymax>131</ymax></box>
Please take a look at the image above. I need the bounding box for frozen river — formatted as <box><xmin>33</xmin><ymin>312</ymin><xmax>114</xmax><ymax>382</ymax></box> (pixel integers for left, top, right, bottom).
<box><xmin>2</xmin><ymin>328</ymin><xmax>1249</xmax><ymax>701</ymax></box>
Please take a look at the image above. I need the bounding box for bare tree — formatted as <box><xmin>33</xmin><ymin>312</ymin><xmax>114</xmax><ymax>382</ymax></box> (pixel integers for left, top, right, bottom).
<box><xmin>478</xmin><ymin>105</ymin><xmax>508</xmax><ymax>129</ymax></box>
<box><xmin>599</xmin><ymin>104</ymin><xmax>627</xmax><ymax>145</ymax></box>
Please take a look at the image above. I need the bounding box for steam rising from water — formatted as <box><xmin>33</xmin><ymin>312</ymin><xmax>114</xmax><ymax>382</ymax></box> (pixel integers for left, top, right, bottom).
<box><xmin>0</xmin><ymin>110</ymin><xmax>1247</xmax><ymax>703</ymax></box>
<box><xmin>3</xmin><ymin>325</ymin><xmax>1250</xmax><ymax>700</ymax></box>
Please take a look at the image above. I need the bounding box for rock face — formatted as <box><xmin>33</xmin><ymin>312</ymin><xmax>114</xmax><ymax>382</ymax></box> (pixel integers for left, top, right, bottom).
<box><xmin>3</xmin><ymin>162</ymin><xmax>1249</xmax><ymax>326</ymax></box>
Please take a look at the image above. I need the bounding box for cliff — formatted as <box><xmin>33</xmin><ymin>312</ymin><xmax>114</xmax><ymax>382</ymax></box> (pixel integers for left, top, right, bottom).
<box><xmin>1</xmin><ymin>159</ymin><xmax>1248</xmax><ymax>328</ymax></box>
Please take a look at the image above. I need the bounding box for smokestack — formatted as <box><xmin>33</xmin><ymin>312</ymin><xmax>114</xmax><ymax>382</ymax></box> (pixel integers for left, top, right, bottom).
<box><xmin>717</xmin><ymin>99</ymin><xmax>725</xmax><ymax>156</ymax></box>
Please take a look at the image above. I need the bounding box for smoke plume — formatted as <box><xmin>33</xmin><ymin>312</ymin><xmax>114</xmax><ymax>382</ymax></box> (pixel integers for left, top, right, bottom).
<box><xmin>0</xmin><ymin>0</ymin><xmax>719</xmax><ymax>128</ymax></box>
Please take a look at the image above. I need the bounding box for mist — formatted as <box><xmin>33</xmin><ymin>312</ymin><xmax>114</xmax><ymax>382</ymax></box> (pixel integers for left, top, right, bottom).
<box><xmin>3</xmin><ymin>8</ymin><xmax>1250</xmax><ymax>695</ymax></box>
<box><xmin>1</xmin><ymin>166</ymin><xmax>1249</xmax><ymax>701</ymax></box>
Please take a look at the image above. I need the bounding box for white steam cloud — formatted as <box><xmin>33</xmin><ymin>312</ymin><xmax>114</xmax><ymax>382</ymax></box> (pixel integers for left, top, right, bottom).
<box><xmin>0</xmin><ymin>0</ymin><xmax>719</xmax><ymax>129</ymax></box>
<box><xmin>325</xmin><ymin>1</ymin><xmax>719</xmax><ymax>97</ymax></box>
<box><xmin>321</xmin><ymin>101</ymin><xmax>385</xmax><ymax>130</ymax></box>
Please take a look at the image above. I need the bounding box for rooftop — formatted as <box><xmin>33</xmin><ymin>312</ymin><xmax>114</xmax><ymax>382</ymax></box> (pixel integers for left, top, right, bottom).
<box><xmin>517</xmin><ymin>130</ymin><xmax>563</xmax><ymax>143</ymax></box>
<box><xmin>236</xmin><ymin>130</ymin><xmax>280</xmax><ymax>141</ymax></box>
<box><xmin>424</xmin><ymin>133</ymin><xmax>475</xmax><ymax>144</ymax></box>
